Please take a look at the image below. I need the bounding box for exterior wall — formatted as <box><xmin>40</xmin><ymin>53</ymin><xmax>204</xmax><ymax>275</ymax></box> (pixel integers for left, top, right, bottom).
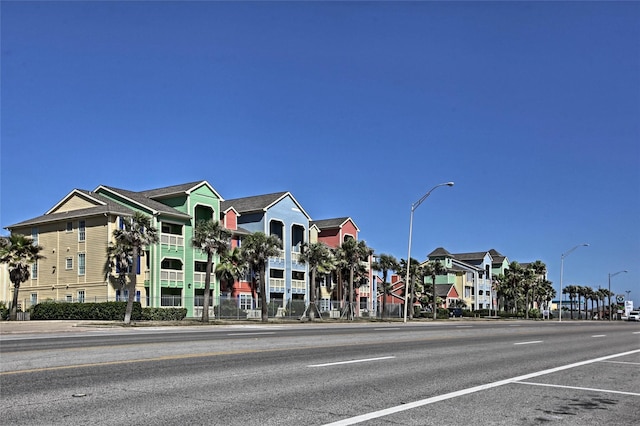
<box><xmin>262</xmin><ymin>196</ymin><xmax>309</xmax><ymax>307</ymax></box>
<box><xmin>8</xmin><ymin>214</ymin><xmax>114</xmax><ymax>310</ymax></box>
<box><xmin>48</xmin><ymin>194</ymin><xmax>95</xmax><ymax>213</ymax></box>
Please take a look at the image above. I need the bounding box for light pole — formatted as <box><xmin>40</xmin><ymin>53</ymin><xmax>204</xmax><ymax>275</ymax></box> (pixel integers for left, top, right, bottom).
<box><xmin>608</xmin><ymin>270</ymin><xmax>628</xmax><ymax>321</ymax></box>
<box><xmin>558</xmin><ymin>243</ymin><xmax>589</xmax><ymax>322</ymax></box>
<box><xmin>403</xmin><ymin>181</ymin><xmax>454</xmax><ymax>323</ymax></box>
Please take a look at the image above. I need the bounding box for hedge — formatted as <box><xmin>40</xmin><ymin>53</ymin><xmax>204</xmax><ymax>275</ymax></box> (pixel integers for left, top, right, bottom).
<box><xmin>30</xmin><ymin>301</ymin><xmax>186</xmax><ymax>321</ymax></box>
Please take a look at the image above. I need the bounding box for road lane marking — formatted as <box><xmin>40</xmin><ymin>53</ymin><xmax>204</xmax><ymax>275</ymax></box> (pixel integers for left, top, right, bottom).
<box><xmin>591</xmin><ymin>335</ymin><xmax>606</xmax><ymax>338</ymax></box>
<box><xmin>308</xmin><ymin>356</ymin><xmax>395</xmax><ymax>368</ymax></box>
<box><xmin>600</xmin><ymin>360</ymin><xmax>640</xmax><ymax>365</ymax></box>
<box><xmin>455</xmin><ymin>326</ymin><xmax>473</xmax><ymax>328</ymax></box>
<box><xmin>515</xmin><ymin>381</ymin><xmax>640</xmax><ymax>396</ymax></box>
<box><xmin>374</xmin><ymin>328</ymin><xmax>400</xmax><ymax>331</ymax></box>
<box><xmin>321</xmin><ymin>348</ymin><xmax>640</xmax><ymax>426</ymax></box>
<box><xmin>514</xmin><ymin>341</ymin><xmax>543</xmax><ymax>345</ymax></box>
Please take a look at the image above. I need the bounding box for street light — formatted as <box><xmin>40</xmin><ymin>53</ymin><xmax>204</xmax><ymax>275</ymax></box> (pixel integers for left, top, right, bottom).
<box><xmin>559</xmin><ymin>243</ymin><xmax>589</xmax><ymax>322</ymax></box>
<box><xmin>608</xmin><ymin>270</ymin><xmax>628</xmax><ymax>321</ymax></box>
<box><xmin>403</xmin><ymin>181</ymin><xmax>454</xmax><ymax>323</ymax></box>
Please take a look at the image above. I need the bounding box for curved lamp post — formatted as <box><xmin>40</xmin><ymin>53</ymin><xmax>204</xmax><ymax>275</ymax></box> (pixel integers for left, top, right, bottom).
<box><xmin>559</xmin><ymin>243</ymin><xmax>589</xmax><ymax>322</ymax></box>
<box><xmin>403</xmin><ymin>182</ymin><xmax>454</xmax><ymax>323</ymax></box>
<box><xmin>608</xmin><ymin>270</ymin><xmax>628</xmax><ymax>321</ymax></box>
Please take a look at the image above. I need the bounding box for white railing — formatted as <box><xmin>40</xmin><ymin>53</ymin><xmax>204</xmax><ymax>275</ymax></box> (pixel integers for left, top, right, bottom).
<box><xmin>193</xmin><ymin>272</ymin><xmax>214</xmax><ymax>284</ymax></box>
<box><xmin>270</xmin><ymin>278</ymin><xmax>285</xmax><ymax>293</ymax></box>
<box><xmin>291</xmin><ymin>280</ymin><xmax>306</xmax><ymax>291</ymax></box>
<box><xmin>160</xmin><ymin>233</ymin><xmax>184</xmax><ymax>247</ymax></box>
<box><xmin>161</xmin><ymin>270</ymin><xmax>184</xmax><ymax>283</ymax></box>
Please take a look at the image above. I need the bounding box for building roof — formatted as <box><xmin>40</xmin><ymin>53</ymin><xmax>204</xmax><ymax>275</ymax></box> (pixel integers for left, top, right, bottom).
<box><xmin>489</xmin><ymin>248</ymin><xmax>507</xmax><ymax>264</ymax></box>
<box><xmin>6</xmin><ymin>199</ymin><xmax>134</xmax><ymax>229</ymax></box>
<box><xmin>310</xmin><ymin>217</ymin><xmax>360</xmax><ymax>232</ymax></box>
<box><xmin>222</xmin><ymin>191</ymin><xmax>311</xmax><ymax>219</ymax></box>
<box><xmin>428</xmin><ymin>247</ymin><xmax>452</xmax><ymax>257</ymax></box>
<box><xmin>139</xmin><ymin>180</ymin><xmax>223</xmax><ymax>201</ymax></box>
<box><xmin>96</xmin><ymin>185</ymin><xmax>191</xmax><ymax>219</ymax></box>
<box><xmin>452</xmin><ymin>251</ymin><xmax>490</xmax><ymax>262</ymax></box>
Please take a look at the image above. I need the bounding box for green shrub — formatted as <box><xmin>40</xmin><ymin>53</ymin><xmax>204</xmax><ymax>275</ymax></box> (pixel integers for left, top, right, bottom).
<box><xmin>0</xmin><ymin>301</ymin><xmax>8</xmax><ymax>320</ymax></box>
<box><xmin>436</xmin><ymin>308</ymin><xmax>449</xmax><ymax>319</ymax></box>
<box><xmin>141</xmin><ymin>307</ymin><xmax>187</xmax><ymax>321</ymax></box>
<box><xmin>528</xmin><ymin>308</ymin><xmax>541</xmax><ymax>319</ymax></box>
<box><xmin>31</xmin><ymin>301</ymin><xmax>142</xmax><ymax>321</ymax></box>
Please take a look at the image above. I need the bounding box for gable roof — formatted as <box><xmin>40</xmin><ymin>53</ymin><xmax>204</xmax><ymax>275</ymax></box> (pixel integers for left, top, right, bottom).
<box><xmin>452</xmin><ymin>251</ymin><xmax>490</xmax><ymax>262</ymax></box>
<box><xmin>311</xmin><ymin>217</ymin><xmax>360</xmax><ymax>232</ymax></box>
<box><xmin>489</xmin><ymin>248</ymin><xmax>507</xmax><ymax>264</ymax></box>
<box><xmin>139</xmin><ymin>180</ymin><xmax>223</xmax><ymax>201</ymax></box>
<box><xmin>222</xmin><ymin>191</ymin><xmax>311</xmax><ymax>219</ymax></box>
<box><xmin>95</xmin><ymin>185</ymin><xmax>191</xmax><ymax>219</ymax></box>
<box><xmin>7</xmin><ymin>190</ymin><xmax>134</xmax><ymax>229</ymax></box>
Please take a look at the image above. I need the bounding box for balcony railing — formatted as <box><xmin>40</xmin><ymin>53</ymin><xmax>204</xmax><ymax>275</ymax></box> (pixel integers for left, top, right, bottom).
<box><xmin>269</xmin><ymin>278</ymin><xmax>285</xmax><ymax>293</ymax></box>
<box><xmin>193</xmin><ymin>272</ymin><xmax>215</xmax><ymax>284</ymax></box>
<box><xmin>160</xmin><ymin>233</ymin><xmax>184</xmax><ymax>247</ymax></box>
<box><xmin>161</xmin><ymin>269</ymin><xmax>184</xmax><ymax>284</ymax></box>
<box><xmin>291</xmin><ymin>280</ymin><xmax>306</xmax><ymax>292</ymax></box>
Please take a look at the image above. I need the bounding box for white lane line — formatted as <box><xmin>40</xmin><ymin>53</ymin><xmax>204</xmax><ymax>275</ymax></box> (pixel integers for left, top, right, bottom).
<box><xmin>308</xmin><ymin>356</ymin><xmax>395</xmax><ymax>368</ymax></box>
<box><xmin>515</xmin><ymin>381</ymin><xmax>640</xmax><ymax>396</ymax></box>
<box><xmin>514</xmin><ymin>341</ymin><xmax>543</xmax><ymax>345</ymax></box>
<box><xmin>600</xmin><ymin>360</ymin><xmax>640</xmax><ymax>365</ymax></box>
<box><xmin>321</xmin><ymin>348</ymin><xmax>640</xmax><ymax>426</ymax></box>
<box><xmin>508</xmin><ymin>324</ymin><xmax>521</xmax><ymax>327</ymax></box>
<box><xmin>374</xmin><ymin>328</ymin><xmax>400</xmax><ymax>331</ymax></box>
<box><xmin>591</xmin><ymin>335</ymin><xmax>606</xmax><ymax>338</ymax></box>
<box><xmin>456</xmin><ymin>326</ymin><xmax>473</xmax><ymax>328</ymax></box>
<box><xmin>226</xmin><ymin>332</ymin><xmax>276</xmax><ymax>336</ymax></box>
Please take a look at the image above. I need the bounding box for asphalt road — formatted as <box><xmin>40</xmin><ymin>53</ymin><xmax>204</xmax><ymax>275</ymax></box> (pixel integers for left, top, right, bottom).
<box><xmin>1</xmin><ymin>321</ymin><xmax>639</xmax><ymax>425</ymax></box>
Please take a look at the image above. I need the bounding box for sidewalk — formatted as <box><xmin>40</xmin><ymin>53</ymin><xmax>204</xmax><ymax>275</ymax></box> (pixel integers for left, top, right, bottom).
<box><xmin>0</xmin><ymin>320</ymin><xmax>117</xmax><ymax>335</ymax></box>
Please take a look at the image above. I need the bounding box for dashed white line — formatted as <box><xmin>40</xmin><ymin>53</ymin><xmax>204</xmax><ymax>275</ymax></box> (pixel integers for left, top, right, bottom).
<box><xmin>321</xmin><ymin>349</ymin><xmax>640</xmax><ymax>426</ymax></box>
<box><xmin>514</xmin><ymin>340</ymin><xmax>543</xmax><ymax>345</ymax></box>
<box><xmin>226</xmin><ymin>332</ymin><xmax>276</xmax><ymax>336</ymax></box>
<box><xmin>591</xmin><ymin>335</ymin><xmax>606</xmax><ymax>338</ymax></box>
<box><xmin>516</xmin><ymin>381</ymin><xmax>640</xmax><ymax>396</ymax></box>
<box><xmin>374</xmin><ymin>328</ymin><xmax>400</xmax><ymax>331</ymax></box>
<box><xmin>308</xmin><ymin>356</ymin><xmax>395</xmax><ymax>368</ymax></box>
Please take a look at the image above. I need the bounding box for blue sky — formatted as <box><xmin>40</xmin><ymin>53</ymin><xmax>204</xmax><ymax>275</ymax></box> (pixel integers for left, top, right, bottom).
<box><xmin>2</xmin><ymin>1</ymin><xmax>638</xmax><ymax>306</ymax></box>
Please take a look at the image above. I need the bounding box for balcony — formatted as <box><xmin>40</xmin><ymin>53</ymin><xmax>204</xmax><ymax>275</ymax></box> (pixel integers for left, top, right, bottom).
<box><xmin>269</xmin><ymin>278</ymin><xmax>285</xmax><ymax>293</ymax></box>
<box><xmin>193</xmin><ymin>272</ymin><xmax>215</xmax><ymax>285</ymax></box>
<box><xmin>160</xmin><ymin>233</ymin><xmax>184</xmax><ymax>247</ymax></box>
<box><xmin>161</xmin><ymin>269</ymin><xmax>184</xmax><ymax>286</ymax></box>
<box><xmin>291</xmin><ymin>279</ymin><xmax>306</xmax><ymax>293</ymax></box>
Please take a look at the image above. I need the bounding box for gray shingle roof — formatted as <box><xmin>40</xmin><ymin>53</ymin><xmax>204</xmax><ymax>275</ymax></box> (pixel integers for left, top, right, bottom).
<box><xmin>6</xmin><ymin>195</ymin><xmax>134</xmax><ymax>229</ymax></box>
<box><xmin>428</xmin><ymin>247</ymin><xmax>452</xmax><ymax>257</ymax></box>
<box><xmin>452</xmin><ymin>252</ymin><xmax>489</xmax><ymax>262</ymax></box>
<box><xmin>140</xmin><ymin>180</ymin><xmax>222</xmax><ymax>200</ymax></box>
<box><xmin>97</xmin><ymin>185</ymin><xmax>191</xmax><ymax>219</ymax></box>
<box><xmin>221</xmin><ymin>192</ymin><xmax>289</xmax><ymax>214</ymax></box>
<box><xmin>311</xmin><ymin>217</ymin><xmax>352</xmax><ymax>229</ymax></box>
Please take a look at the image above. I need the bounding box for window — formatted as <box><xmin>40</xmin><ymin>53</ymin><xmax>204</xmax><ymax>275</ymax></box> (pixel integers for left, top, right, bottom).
<box><xmin>77</xmin><ymin>290</ymin><xmax>85</xmax><ymax>303</ymax></box>
<box><xmin>31</xmin><ymin>293</ymin><xmax>38</xmax><ymax>306</ymax></box>
<box><xmin>31</xmin><ymin>227</ymin><xmax>38</xmax><ymax>245</ymax></box>
<box><xmin>320</xmin><ymin>298</ymin><xmax>331</xmax><ymax>312</ymax></box>
<box><xmin>239</xmin><ymin>294</ymin><xmax>253</xmax><ymax>310</ymax></box>
<box><xmin>31</xmin><ymin>262</ymin><xmax>38</xmax><ymax>279</ymax></box>
<box><xmin>66</xmin><ymin>222</ymin><xmax>73</xmax><ymax>232</ymax></box>
<box><xmin>78</xmin><ymin>220</ymin><xmax>86</xmax><ymax>242</ymax></box>
<box><xmin>66</xmin><ymin>257</ymin><xmax>73</xmax><ymax>270</ymax></box>
<box><xmin>66</xmin><ymin>295</ymin><xmax>73</xmax><ymax>302</ymax></box>
<box><xmin>78</xmin><ymin>253</ymin><xmax>86</xmax><ymax>276</ymax></box>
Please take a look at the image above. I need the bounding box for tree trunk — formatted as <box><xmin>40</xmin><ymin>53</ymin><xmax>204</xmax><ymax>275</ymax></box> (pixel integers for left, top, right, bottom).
<box><xmin>259</xmin><ymin>268</ymin><xmax>268</xmax><ymax>322</ymax></box>
<box><xmin>432</xmin><ymin>278</ymin><xmax>437</xmax><ymax>320</ymax></box>
<box><xmin>202</xmin><ymin>252</ymin><xmax>213</xmax><ymax>322</ymax></box>
<box><xmin>348</xmin><ymin>267</ymin><xmax>354</xmax><ymax>320</ymax></box>
<box><xmin>123</xmin><ymin>245</ymin><xmax>138</xmax><ymax>325</ymax></box>
<box><xmin>10</xmin><ymin>283</ymin><xmax>20</xmax><ymax>321</ymax></box>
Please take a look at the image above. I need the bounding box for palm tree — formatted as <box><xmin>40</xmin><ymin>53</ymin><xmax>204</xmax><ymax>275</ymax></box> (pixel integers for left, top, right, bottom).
<box><xmin>504</xmin><ymin>261</ymin><xmax>524</xmax><ymax>315</ymax></box>
<box><xmin>240</xmin><ymin>232</ymin><xmax>282</xmax><ymax>323</ymax></box>
<box><xmin>0</xmin><ymin>234</ymin><xmax>44</xmax><ymax>321</ymax></box>
<box><xmin>423</xmin><ymin>260</ymin><xmax>447</xmax><ymax>320</ymax></box>
<box><xmin>111</xmin><ymin>212</ymin><xmax>159</xmax><ymax>325</ymax></box>
<box><xmin>398</xmin><ymin>257</ymin><xmax>420</xmax><ymax>319</ymax></box>
<box><xmin>216</xmin><ymin>247</ymin><xmax>246</xmax><ymax>295</ymax></box>
<box><xmin>336</xmin><ymin>238</ymin><xmax>371</xmax><ymax>320</ymax></box>
<box><xmin>192</xmin><ymin>219</ymin><xmax>232</xmax><ymax>322</ymax></box>
<box><xmin>372</xmin><ymin>253</ymin><xmax>399</xmax><ymax>319</ymax></box>
<box><xmin>298</xmin><ymin>241</ymin><xmax>336</xmax><ymax>321</ymax></box>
